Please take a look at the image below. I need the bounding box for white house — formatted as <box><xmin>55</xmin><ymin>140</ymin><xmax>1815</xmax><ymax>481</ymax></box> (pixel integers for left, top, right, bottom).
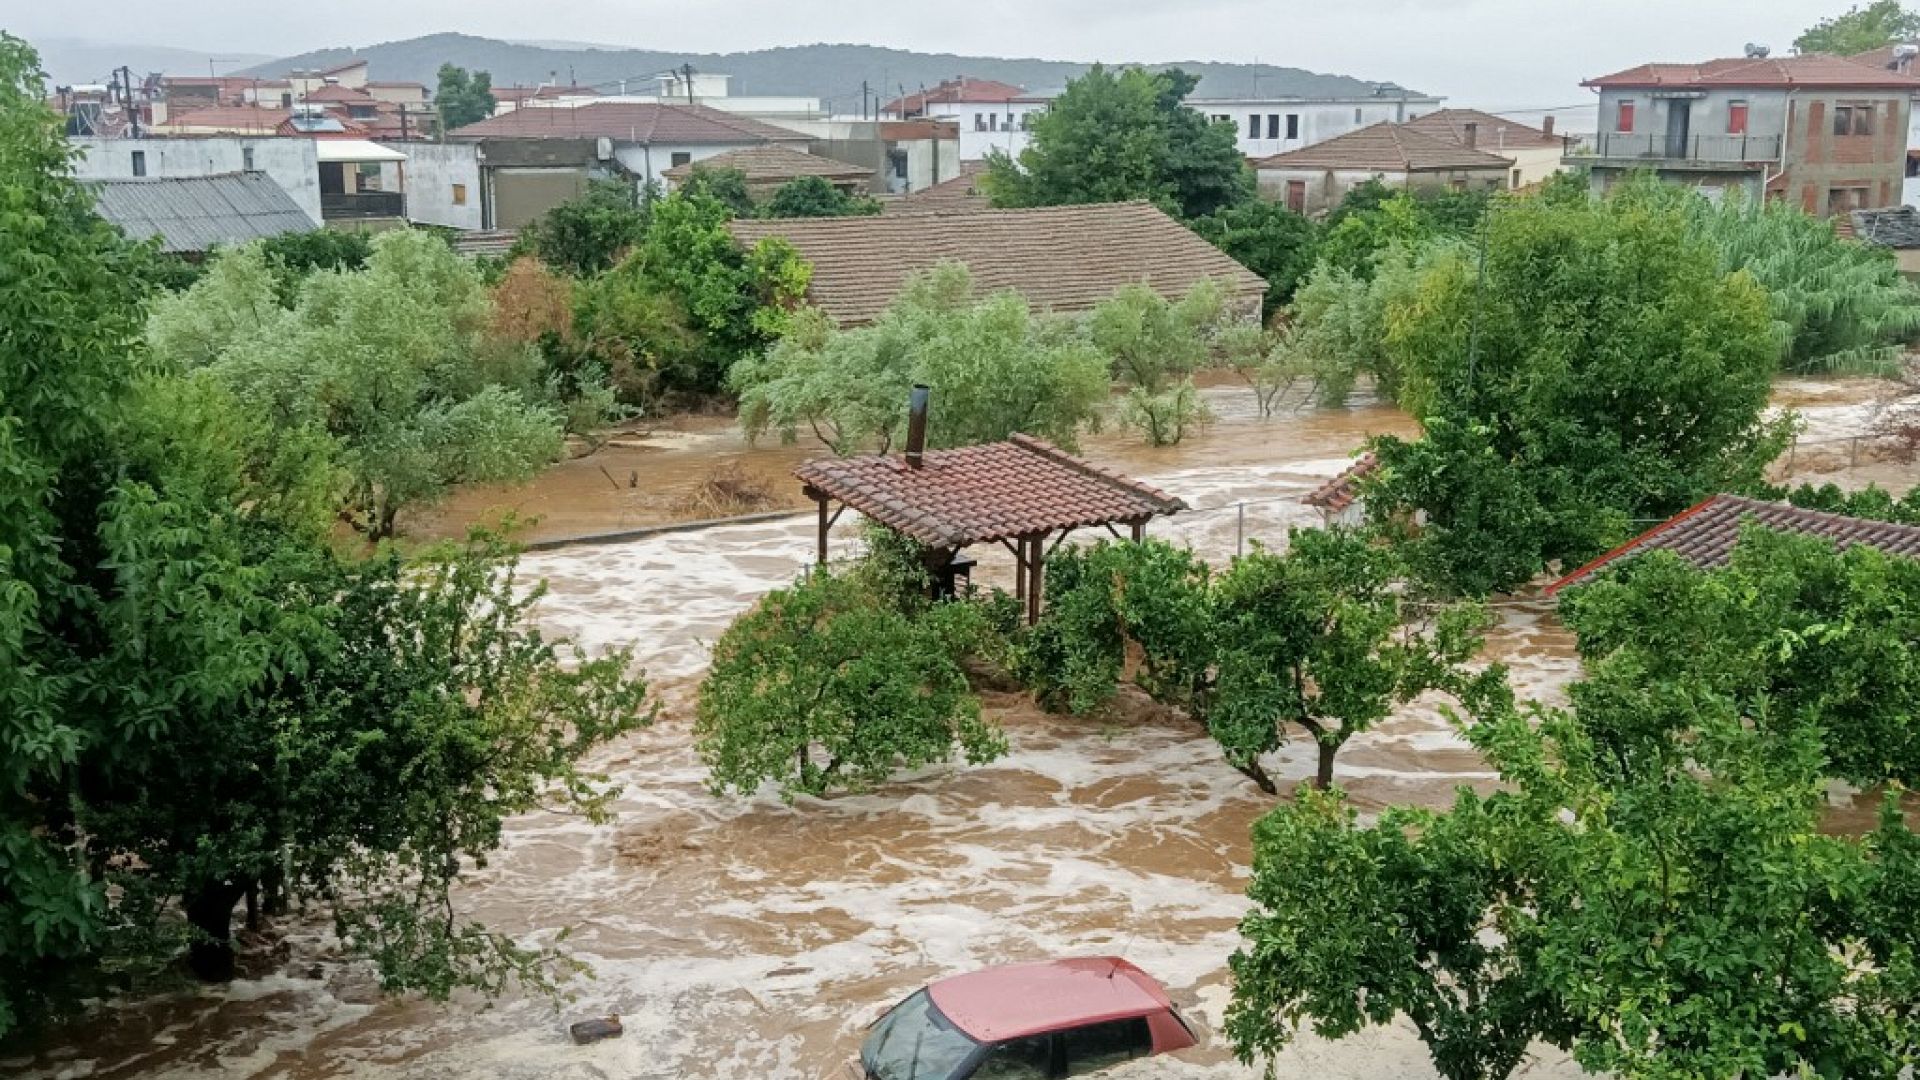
<box><xmin>69</xmin><ymin>135</ymin><xmax>324</xmax><ymax>224</ymax></box>
<box><xmin>1403</xmin><ymin>109</ymin><xmax>1568</xmax><ymax>189</ymax></box>
<box><xmin>1186</xmin><ymin>87</ymin><xmax>1444</xmax><ymax>160</ymax></box>
<box><xmin>881</xmin><ymin>78</ymin><xmax>1053</xmax><ymax>161</ymax></box>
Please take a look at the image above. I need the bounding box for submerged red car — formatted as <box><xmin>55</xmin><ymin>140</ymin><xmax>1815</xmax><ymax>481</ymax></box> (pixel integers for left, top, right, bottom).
<box><xmin>856</xmin><ymin>958</ymin><xmax>1198</xmax><ymax>1080</ymax></box>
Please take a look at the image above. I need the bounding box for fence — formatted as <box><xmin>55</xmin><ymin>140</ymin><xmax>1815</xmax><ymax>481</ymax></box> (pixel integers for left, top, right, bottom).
<box><xmin>1567</xmin><ymin>132</ymin><xmax>1782</xmax><ymax>164</ymax></box>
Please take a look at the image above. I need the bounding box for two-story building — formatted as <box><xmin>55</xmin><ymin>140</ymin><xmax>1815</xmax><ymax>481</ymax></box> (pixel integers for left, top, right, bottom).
<box><xmin>1187</xmin><ymin>85</ymin><xmax>1444</xmax><ymax>160</ymax></box>
<box><xmin>1567</xmin><ymin>54</ymin><xmax>1920</xmax><ymax>215</ymax></box>
<box><xmin>882</xmin><ymin>78</ymin><xmax>1053</xmax><ymax>162</ymax></box>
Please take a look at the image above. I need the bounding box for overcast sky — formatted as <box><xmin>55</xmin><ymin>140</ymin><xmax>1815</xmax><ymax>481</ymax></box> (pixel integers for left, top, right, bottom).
<box><xmin>10</xmin><ymin>0</ymin><xmax>1833</xmax><ymax>117</ymax></box>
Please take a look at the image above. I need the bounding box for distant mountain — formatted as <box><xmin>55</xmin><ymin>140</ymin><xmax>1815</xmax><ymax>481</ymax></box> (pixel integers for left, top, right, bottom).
<box><xmin>242</xmin><ymin>33</ymin><xmax>1432</xmax><ymax>106</ymax></box>
<box><xmin>28</xmin><ymin>36</ymin><xmax>271</xmax><ymax>87</ymax></box>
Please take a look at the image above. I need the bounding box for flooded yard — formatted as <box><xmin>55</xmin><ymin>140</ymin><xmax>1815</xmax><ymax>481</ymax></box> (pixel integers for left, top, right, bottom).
<box><xmin>7</xmin><ymin>378</ymin><xmax>1910</xmax><ymax>1080</ymax></box>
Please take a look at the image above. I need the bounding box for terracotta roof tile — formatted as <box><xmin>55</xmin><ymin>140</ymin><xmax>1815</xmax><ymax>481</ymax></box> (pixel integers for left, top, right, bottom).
<box><xmin>731</xmin><ymin>200</ymin><xmax>1266</xmax><ymax>325</ymax></box>
<box><xmin>796</xmin><ymin>434</ymin><xmax>1186</xmax><ymax>547</ymax></box>
<box><xmin>1302</xmin><ymin>452</ymin><xmax>1378</xmax><ymax>513</ymax></box>
<box><xmin>448</xmin><ymin>102</ymin><xmax>809</xmax><ymax>144</ymax></box>
<box><xmin>662</xmin><ymin>144</ymin><xmax>871</xmax><ymax>184</ymax></box>
<box><xmin>886</xmin><ymin>77</ymin><xmax>1027</xmax><ymax>114</ymax></box>
<box><xmin>1549</xmin><ymin>495</ymin><xmax>1920</xmax><ymax>593</ymax></box>
<box><xmin>1404</xmin><ymin>109</ymin><xmax>1563</xmax><ymax>151</ymax></box>
<box><xmin>885</xmin><ymin>160</ymin><xmax>991</xmax><ymax>214</ymax></box>
<box><xmin>1254</xmin><ymin>122</ymin><xmax>1515</xmax><ymax>172</ymax></box>
<box><xmin>1585</xmin><ymin>54</ymin><xmax>1920</xmax><ymax>90</ymax></box>
<box><xmin>154</xmin><ymin>105</ymin><xmax>293</xmax><ymax>134</ymax></box>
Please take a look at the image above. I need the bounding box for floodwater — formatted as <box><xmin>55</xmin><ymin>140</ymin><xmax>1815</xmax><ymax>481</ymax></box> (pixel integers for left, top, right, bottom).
<box><xmin>6</xmin><ymin>379</ymin><xmax>1912</xmax><ymax>1080</ymax></box>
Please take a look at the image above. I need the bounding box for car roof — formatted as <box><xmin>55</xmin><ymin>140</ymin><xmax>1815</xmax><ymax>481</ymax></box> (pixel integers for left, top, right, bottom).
<box><xmin>926</xmin><ymin>958</ymin><xmax>1173</xmax><ymax>1043</ymax></box>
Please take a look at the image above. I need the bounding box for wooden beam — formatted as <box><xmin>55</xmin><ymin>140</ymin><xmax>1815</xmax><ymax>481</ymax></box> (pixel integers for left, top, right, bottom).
<box><xmin>814</xmin><ymin>495</ymin><xmax>831</xmax><ymax>565</ymax></box>
<box><xmin>1025</xmin><ymin>533</ymin><xmax>1045</xmax><ymax>624</ymax></box>
<box><xmin>1131</xmin><ymin>518</ymin><xmax>1146</xmax><ymax>543</ymax></box>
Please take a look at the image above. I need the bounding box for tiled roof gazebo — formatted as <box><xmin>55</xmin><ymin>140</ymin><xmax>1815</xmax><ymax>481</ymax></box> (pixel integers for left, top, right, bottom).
<box><xmin>795</xmin><ymin>407</ymin><xmax>1186</xmax><ymax>622</ymax></box>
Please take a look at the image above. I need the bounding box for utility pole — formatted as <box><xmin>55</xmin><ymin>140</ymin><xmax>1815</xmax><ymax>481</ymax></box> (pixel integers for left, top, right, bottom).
<box><xmin>119</xmin><ymin>65</ymin><xmax>141</xmax><ymax>138</ymax></box>
<box><xmin>861</xmin><ymin>79</ymin><xmax>870</xmax><ymax>120</ymax></box>
<box><xmin>399</xmin><ymin>103</ymin><xmax>409</xmax><ymax>141</ymax></box>
<box><xmin>681</xmin><ymin>62</ymin><xmax>696</xmax><ymax>105</ymax></box>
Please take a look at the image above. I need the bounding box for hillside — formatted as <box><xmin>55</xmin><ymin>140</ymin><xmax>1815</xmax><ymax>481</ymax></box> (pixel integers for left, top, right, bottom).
<box><xmin>241</xmin><ymin>33</ymin><xmax>1432</xmax><ymax>106</ymax></box>
<box><xmin>29</xmin><ymin>36</ymin><xmax>271</xmax><ymax>87</ymax></box>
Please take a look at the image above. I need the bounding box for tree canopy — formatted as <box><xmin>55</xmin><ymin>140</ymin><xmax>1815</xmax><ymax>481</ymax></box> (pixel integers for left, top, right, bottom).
<box><xmin>761</xmin><ymin>175</ymin><xmax>883</xmax><ymax>218</ymax></box>
<box><xmin>982</xmin><ymin>65</ymin><xmax>1252</xmax><ymax>220</ymax></box>
<box><xmin>1795</xmin><ymin>0</ymin><xmax>1920</xmax><ymax>54</ymax></box>
<box><xmin>1190</xmin><ymin>199</ymin><xmax>1322</xmax><ymax>317</ymax></box>
<box><xmin>521</xmin><ymin>177</ymin><xmax>650</xmax><ymax>277</ymax></box>
<box><xmin>1365</xmin><ymin>193</ymin><xmax>1789</xmax><ymax>595</ymax></box>
<box><xmin>434</xmin><ymin>63</ymin><xmax>496</xmax><ymax>130</ymax></box>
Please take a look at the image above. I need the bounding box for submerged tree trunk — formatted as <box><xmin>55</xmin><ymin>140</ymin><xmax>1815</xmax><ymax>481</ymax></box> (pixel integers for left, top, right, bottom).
<box><xmin>1234</xmin><ymin>759</ymin><xmax>1279</xmax><ymax>796</ymax></box>
<box><xmin>1315</xmin><ymin>739</ymin><xmax>1340</xmax><ymax>790</ymax></box>
<box><xmin>184</xmin><ymin>879</ymin><xmax>251</xmax><ymax>982</ymax></box>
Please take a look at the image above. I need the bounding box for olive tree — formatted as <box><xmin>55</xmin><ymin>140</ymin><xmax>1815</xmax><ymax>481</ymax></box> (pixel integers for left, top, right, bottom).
<box><xmin>1087</xmin><ymin>281</ymin><xmax>1233</xmax><ymax>446</ymax></box>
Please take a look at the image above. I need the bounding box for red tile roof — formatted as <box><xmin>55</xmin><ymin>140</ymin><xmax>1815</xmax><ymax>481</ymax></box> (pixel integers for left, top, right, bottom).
<box><xmin>886</xmin><ymin>77</ymin><xmax>1027</xmax><ymax>114</ymax></box>
<box><xmin>447</xmin><ymin>101</ymin><xmax>808</xmax><ymax>144</ymax></box>
<box><xmin>885</xmin><ymin>160</ymin><xmax>991</xmax><ymax>214</ymax></box>
<box><xmin>1549</xmin><ymin>495</ymin><xmax>1920</xmax><ymax>593</ymax></box>
<box><xmin>1585</xmin><ymin>54</ymin><xmax>1920</xmax><ymax>90</ymax></box>
<box><xmin>155</xmin><ymin>106</ymin><xmax>294</xmax><ymax>133</ymax></box>
<box><xmin>1254</xmin><ymin>121</ymin><xmax>1515</xmax><ymax>172</ymax></box>
<box><xmin>1302</xmin><ymin>452</ymin><xmax>1378</xmax><ymax>513</ymax></box>
<box><xmin>661</xmin><ymin>144</ymin><xmax>871</xmax><ymax>184</ymax></box>
<box><xmin>1404</xmin><ymin>109</ymin><xmax>1563</xmax><ymax>151</ymax></box>
<box><xmin>301</xmin><ymin>84</ymin><xmax>376</xmax><ymax>103</ymax></box>
<box><xmin>795</xmin><ymin>433</ymin><xmax>1186</xmax><ymax>547</ymax></box>
<box><xmin>731</xmin><ymin>201</ymin><xmax>1267</xmax><ymax>326</ymax></box>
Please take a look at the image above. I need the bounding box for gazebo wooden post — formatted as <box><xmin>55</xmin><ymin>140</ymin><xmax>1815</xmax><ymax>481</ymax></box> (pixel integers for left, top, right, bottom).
<box><xmin>1130</xmin><ymin>518</ymin><xmax>1145</xmax><ymax>543</ymax></box>
<box><xmin>809</xmin><ymin>488</ymin><xmax>830</xmax><ymax>565</ymax></box>
<box><xmin>1025</xmin><ymin>532</ymin><xmax>1046</xmax><ymax>624</ymax></box>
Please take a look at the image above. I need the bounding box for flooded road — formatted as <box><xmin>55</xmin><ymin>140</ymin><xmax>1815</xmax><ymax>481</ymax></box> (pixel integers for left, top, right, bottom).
<box><xmin>7</xmin><ymin>379</ymin><xmax>1910</xmax><ymax>1080</ymax></box>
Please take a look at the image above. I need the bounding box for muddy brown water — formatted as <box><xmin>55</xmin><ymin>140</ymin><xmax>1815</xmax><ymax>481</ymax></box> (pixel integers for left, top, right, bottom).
<box><xmin>6</xmin><ymin>379</ymin><xmax>1913</xmax><ymax>1080</ymax></box>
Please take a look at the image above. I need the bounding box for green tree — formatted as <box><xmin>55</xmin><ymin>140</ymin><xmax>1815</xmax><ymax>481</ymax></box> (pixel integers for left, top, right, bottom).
<box><xmin>983</xmin><ymin>65</ymin><xmax>1252</xmax><ymax>220</ymax></box>
<box><xmin>1088</xmin><ymin>281</ymin><xmax>1233</xmax><ymax>445</ymax></box>
<box><xmin>1316</xmin><ymin>188</ymin><xmax>1487</xmax><ymax>279</ymax></box>
<box><xmin>1560</xmin><ymin>526</ymin><xmax>1920</xmax><ymax>787</ymax></box>
<box><xmin>1281</xmin><ymin>250</ymin><xmax>1426</xmax><ymax>407</ymax></box>
<box><xmin>676</xmin><ymin>165</ymin><xmax>756</xmax><ymax>217</ymax></box>
<box><xmin>731</xmin><ymin>262</ymin><xmax>1110</xmax><ymax>453</ymax></box>
<box><xmin>435</xmin><ymin>63</ymin><xmax>497</xmax><ymax>130</ymax></box>
<box><xmin>1796</xmin><ymin>0</ymin><xmax>1920</xmax><ymax>54</ymax></box>
<box><xmin>1021</xmin><ymin>534</ymin><xmax>1495</xmax><ymax>792</ymax></box>
<box><xmin>1228</xmin><ymin>681</ymin><xmax>1920</xmax><ymax>1080</ymax></box>
<box><xmin>523</xmin><ymin>177</ymin><xmax>650</xmax><ymax>277</ymax></box>
<box><xmin>1191</xmin><ymin>199</ymin><xmax>1322</xmax><ymax>317</ymax></box>
<box><xmin>1785</xmin><ymin>479</ymin><xmax>1920</xmax><ymax>522</ymax></box>
<box><xmin>147</xmin><ymin>231</ymin><xmax>573</xmax><ymax>538</ymax></box>
<box><xmin>695</xmin><ymin>569</ymin><xmax>1008</xmax><ymax>800</ymax></box>
<box><xmin>761</xmin><ymin>175</ymin><xmax>882</xmax><ymax>218</ymax></box>
<box><xmin>1367</xmin><ymin>194</ymin><xmax>1789</xmax><ymax>595</ymax></box>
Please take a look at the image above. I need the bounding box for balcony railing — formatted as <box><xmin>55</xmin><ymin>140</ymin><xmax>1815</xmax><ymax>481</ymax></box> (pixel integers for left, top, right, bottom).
<box><xmin>1567</xmin><ymin>132</ymin><xmax>1782</xmax><ymax>165</ymax></box>
<box><xmin>321</xmin><ymin>191</ymin><xmax>406</xmax><ymax>220</ymax></box>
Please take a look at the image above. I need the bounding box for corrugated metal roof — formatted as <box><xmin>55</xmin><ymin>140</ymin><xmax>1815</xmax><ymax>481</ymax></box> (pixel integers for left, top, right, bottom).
<box><xmin>86</xmin><ymin>172</ymin><xmax>315</xmax><ymax>254</ymax></box>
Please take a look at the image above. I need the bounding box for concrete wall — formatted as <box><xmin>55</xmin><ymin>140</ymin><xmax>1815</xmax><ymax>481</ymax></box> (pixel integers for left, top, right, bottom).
<box><xmin>70</xmin><ymin>135</ymin><xmax>322</xmax><ymax>224</ymax></box>
<box><xmin>1190</xmin><ymin>97</ymin><xmax>1444</xmax><ymax>160</ymax></box>
<box><xmin>1257</xmin><ymin>165</ymin><xmax>1507</xmax><ymax>216</ymax></box>
<box><xmin>396</xmin><ymin>141</ymin><xmax>484</xmax><ymax>230</ymax></box>
<box><xmin>612</xmin><ymin>140</ymin><xmax>807</xmax><ymax>186</ymax></box>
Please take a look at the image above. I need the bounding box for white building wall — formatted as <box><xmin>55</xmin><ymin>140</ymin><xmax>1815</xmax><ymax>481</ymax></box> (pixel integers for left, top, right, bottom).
<box><xmin>394</xmin><ymin>141</ymin><xmax>484</xmax><ymax>230</ymax></box>
<box><xmin>918</xmin><ymin>100</ymin><xmax>1048</xmax><ymax>161</ymax></box>
<box><xmin>613</xmin><ymin>142</ymin><xmax>758</xmax><ymax>188</ymax></box>
<box><xmin>70</xmin><ymin>135</ymin><xmax>322</xmax><ymax>225</ymax></box>
<box><xmin>1189</xmin><ymin>97</ymin><xmax>1444</xmax><ymax>159</ymax></box>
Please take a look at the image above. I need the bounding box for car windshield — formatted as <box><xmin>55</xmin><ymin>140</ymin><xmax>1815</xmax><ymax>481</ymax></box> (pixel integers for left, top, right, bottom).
<box><xmin>861</xmin><ymin>989</ymin><xmax>982</xmax><ymax>1080</ymax></box>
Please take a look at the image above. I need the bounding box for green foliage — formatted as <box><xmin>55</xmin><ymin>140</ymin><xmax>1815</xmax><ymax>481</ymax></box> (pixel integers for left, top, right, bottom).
<box><xmin>523</xmin><ymin>178</ymin><xmax>650</xmax><ymax>277</ymax></box>
<box><xmin>1089</xmin><ymin>281</ymin><xmax>1235</xmax><ymax>445</ymax></box>
<box><xmin>1786</xmin><ymin>479</ymin><xmax>1920</xmax><ymax>522</ymax></box>
<box><xmin>435</xmin><ymin>63</ymin><xmax>497</xmax><ymax>129</ymax></box>
<box><xmin>147</xmin><ymin>230</ymin><xmax>572</xmax><ymax>538</ymax></box>
<box><xmin>695</xmin><ymin>569</ymin><xmax>1008</xmax><ymax>800</ymax></box>
<box><xmin>1795</xmin><ymin>0</ymin><xmax>1920</xmax><ymax>54</ymax></box>
<box><xmin>1561</xmin><ymin>527</ymin><xmax>1920</xmax><ymax>787</ymax></box>
<box><xmin>2</xmin><ymin>34</ymin><xmax>653</xmax><ymax>1037</ymax></box>
<box><xmin>731</xmin><ymin>262</ymin><xmax>1109</xmax><ymax>453</ymax></box>
<box><xmin>1317</xmin><ymin>187</ymin><xmax>1488</xmax><ymax>279</ymax></box>
<box><xmin>1228</xmin><ymin>672</ymin><xmax>1920</xmax><ymax>1080</ymax></box>
<box><xmin>1191</xmin><ymin>199</ymin><xmax>1322</xmax><ymax>317</ymax></box>
<box><xmin>676</xmin><ymin>166</ymin><xmax>756</xmax><ymax>217</ymax></box>
<box><xmin>983</xmin><ymin>65</ymin><xmax>1252</xmax><ymax>220</ymax></box>
<box><xmin>1367</xmin><ymin>193</ymin><xmax>1790</xmax><ymax>595</ymax></box>
<box><xmin>1625</xmin><ymin>181</ymin><xmax>1920</xmax><ymax>374</ymax></box>
<box><xmin>256</xmin><ymin>227</ymin><xmax>374</xmax><ymax>303</ymax></box>
<box><xmin>760</xmin><ymin>175</ymin><xmax>882</xmax><ymax>218</ymax></box>
<box><xmin>1022</xmin><ymin>534</ymin><xmax>1493</xmax><ymax>791</ymax></box>
<box><xmin>1282</xmin><ymin>251</ymin><xmax>1426</xmax><ymax>407</ymax></box>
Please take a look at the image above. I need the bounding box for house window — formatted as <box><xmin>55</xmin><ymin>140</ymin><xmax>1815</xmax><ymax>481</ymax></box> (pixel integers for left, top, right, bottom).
<box><xmin>131</xmin><ymin>150</ymin><xmax>146</xmax><ymax>177</ymax></box>
<box><xmin>989</xmin><ymin>112</ymin><xmax>998</xmax><ymax>131</ymax></box>
<box><xmin>1511</xmin><ymin>168</ymin><xmax>1523</xmax><ymax>188</ymax></box>
<box><xmin>1727</xmin><ymin>101</ymin><xmax>1749</xmax><ymax>135</ymax></box>
<box><xmin>1287</xmin><ymin>113</ymin><xmax>1300</xmax><ymax>139</ymax></box>
<box><xmin>1450</xmin><ymin>177</ymin><xmax>1469</xmax><ymax>191</ymax></box>
<box><xmin>1266</xmin><ymin>114</ymin><xmax>1279</xmax><ymax>139</ymax></box>
<box><xmin>452</xmin><ymin>183</ymin><xmax>467</xmax><ymax>206</ymax></box>
<box><xmin>670</xmin><ymin>151</ymin><xmax>692</xmax><ymax>167</ymax></box>
<box><xmin>1834</xmin><ymin>103</ymin><xmax>1874</xmax><ymax>136</ymax></box>
<box><xmin>1213</xmin><ymin>113</ymin><xmax>1230</xmax><ymax>124</ymax></box>
<box><xmin>1248</xmin><ymin>114</ymin><xmax>1260</xmax><ymax>139</ymax></box>
<box><xmin>1616</xmin><ymin>100</ymin><xmax>1636</xmax><ymax>133</ymax></box>
<box><xmin>1354</xmin><ymin>107</ymin><xmax>1363</xmax><ymax>123</ymax></box>
<box><xmin>975</xmin><ymin>112</ymin><xmax>988</xmax><ymax>132</ymax></box>
<box><xmin>280</xmin><ymin>92</ymin><xmax>292</xmax><ymax>107</ymax></box>
<box><xmin>1827</xmin><ymin>184</ymin><xmax>1870</xmax><ymax>214</ymax></box>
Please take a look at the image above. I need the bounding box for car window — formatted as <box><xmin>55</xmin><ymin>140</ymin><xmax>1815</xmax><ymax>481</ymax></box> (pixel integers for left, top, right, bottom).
<box><xmin>970</xmin><ymin>1034</ymin><xmax>1053</xmax><ymax>1079</ymax></box>
<box><xmin>1061</xmin><ymin>1017</ymin><xmax>1151</xmax><ymax>1074</ymax></box>
<box><xmin>862</xmin><ymin>990</ymin><xmax>983</xmax><ymax>1080</ymax></box>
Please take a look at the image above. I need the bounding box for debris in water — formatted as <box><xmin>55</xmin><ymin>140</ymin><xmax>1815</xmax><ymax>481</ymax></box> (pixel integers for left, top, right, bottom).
<box><xmin>569</xmin><ymin>1015</ymin><xmax>623</xmax><ymax>1045</ymax></box>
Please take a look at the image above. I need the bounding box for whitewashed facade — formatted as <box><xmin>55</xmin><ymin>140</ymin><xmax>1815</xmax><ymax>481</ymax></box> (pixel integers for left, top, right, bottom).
<box><xmin>1187</xmin><ymin>93</ymin><xmax>1445</xmax><ymax>160</ymax></box>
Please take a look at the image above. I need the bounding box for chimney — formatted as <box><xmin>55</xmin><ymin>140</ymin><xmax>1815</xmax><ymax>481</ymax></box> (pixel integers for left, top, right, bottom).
<box><xmin>905</xmin><ymin>385</ymin><xmax>930</xmax><ymax>469</ymax></box>
<box><xmin>1462</xmin><ymin>121</ymin><xmax>1479</xmax><ymax>149</ymax></box>
<box><xmin>1541</xmin><ymin>115</ymin><xmax>1555</xmax><ymax>137</ymax></box>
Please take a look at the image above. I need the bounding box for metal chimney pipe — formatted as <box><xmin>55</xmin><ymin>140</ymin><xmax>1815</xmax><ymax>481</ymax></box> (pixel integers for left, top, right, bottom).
<box><xmin>905</xmin><ymin>385</ymin><xmax>930</xmax><ymax>468</ymax></box>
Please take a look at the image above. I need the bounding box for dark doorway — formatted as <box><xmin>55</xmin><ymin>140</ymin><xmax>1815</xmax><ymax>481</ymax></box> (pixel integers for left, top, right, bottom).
<box><xmin>318</xmin><ymin>161</ymin><xmax>347</xmax><ymax>195</ymax></box>
<box><xmin>1665</xmin><ymin>101</ymin><xmax>1692</xmax><ymax>159</ymax></box>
